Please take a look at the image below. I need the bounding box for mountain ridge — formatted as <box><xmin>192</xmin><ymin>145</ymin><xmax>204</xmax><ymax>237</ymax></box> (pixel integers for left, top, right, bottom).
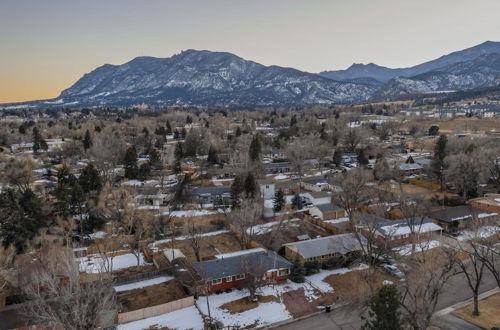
<box><xmin>2</xmin><ymin>41</ymin><xmax>500</xmax><ymax>109</ymax></box>
<box><xmin>319</xmin><ymin>41</ymin><xmax>500</xmax><ymax>83</ymax></box>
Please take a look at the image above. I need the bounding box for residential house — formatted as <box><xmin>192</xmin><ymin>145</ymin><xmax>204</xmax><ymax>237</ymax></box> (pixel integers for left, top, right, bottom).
<box><xmin>428</xmin><ymin>205</ymin><xmax>498</xmax><ymax>233</ymax></box>
<box><xmin>301</xmin><ymin>177</ymin><xmax>331</xmax><ymax>192</ymax></box>
<box><xmin>309</xmin><ymin>203</ymin><xmax>345</xmax><ymax>220</ymax></box>
<box><xmin>398</xmin><ymin>163</ymin><xmax>423</xmax><ymax>175</ymax></box>
<box><xmin>283</xmin><ymin>234</ymin><xmax>363</xmax><ymax>263</ymax></box>
<box><xmin>192</xmin><ymin>250</ymin><xmax>291</xmax><ymax>294</ymax></box>
<box><xmin>302</xmin><ymin>191</ymin><xmax>331</xmax><ymax>206</ymax></box>
<box><xmin>265</xmin><ymin>161</ymin><xmax>292</xmax><ymax>174</ymax></box>
<box><xmin>190</xmin><ymin>186</ymin><xmax>231</xmax><ymax>207</ymax></box>
<box><xmin>469</xmin><ymin>194</ymin><xmax>500</xmax><ymax>213</ymax></box>
<box><xmin>259</xmin><ymin>180</ymin><xmax>276</xmax><ymax>200</ymax></box>
<box><xmin>375</xmin><ymin>217</ymin><xmax>442</xmax><ymax>247</ymax></box>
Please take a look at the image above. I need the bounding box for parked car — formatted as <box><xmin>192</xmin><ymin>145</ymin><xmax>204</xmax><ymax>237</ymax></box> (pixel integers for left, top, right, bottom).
<box><xmin>382</xmin><ymin>264</ymin><xmax>404</xmax><ymax>279</ymax></box>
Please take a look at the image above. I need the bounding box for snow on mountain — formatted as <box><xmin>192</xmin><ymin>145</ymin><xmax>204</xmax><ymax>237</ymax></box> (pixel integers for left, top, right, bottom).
<box><xmin>21</xmin><ymin>50</ymin><xmax>376</xmax><ymax>108</ymax></box>
<box><xmin>374</xmin><ymin>53</ymin><xmax>500</xmax><ymax>100</ymax></box>
<box><xmin>2</xmin><ymin>42</ymin><xmax>500</xmax><ymax>109</ymax></box>
<box><xmin>320</xmin><ymin>41</ymin><xmax>500</xmax><ymax>83</ymax></box>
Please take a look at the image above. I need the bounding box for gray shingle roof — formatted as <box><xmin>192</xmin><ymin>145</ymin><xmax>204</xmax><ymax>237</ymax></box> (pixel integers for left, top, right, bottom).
<box><xmin>316</xmin><ymin>203</ymin><xmax>343</xmax><ymax>213</ymax></box>
<box><xmin>283</xmin><ymin>234</ymin><xmax>363</xmax><ymax>259</ymax></box>
<box><xmin>192</xmin><ymin>250</ymin><xmax>291</xmax><ymax>280</ymax></box>
<box><xmin>191</xmin><ymin>186</ymin><xmax>231</xmax><ymax>196</ymax></box>
<box><xmin>429</xmin><ymin>205</ymin><xmax>497</xmax><ymax>223</ymax></box>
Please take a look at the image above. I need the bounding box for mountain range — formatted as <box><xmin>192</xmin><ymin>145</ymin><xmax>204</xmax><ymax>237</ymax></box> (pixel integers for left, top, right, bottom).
<box><xmin>2</xmin><ymin>41</ymin><xmax>500</xmax><ymax>109</ymax></box>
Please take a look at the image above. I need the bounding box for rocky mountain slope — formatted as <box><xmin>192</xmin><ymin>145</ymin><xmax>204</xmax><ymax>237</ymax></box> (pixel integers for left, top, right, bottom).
<box><xmin>2</xmin><ymin>41</ymin><xmax>500</xmax><ymax>109</ymax></box>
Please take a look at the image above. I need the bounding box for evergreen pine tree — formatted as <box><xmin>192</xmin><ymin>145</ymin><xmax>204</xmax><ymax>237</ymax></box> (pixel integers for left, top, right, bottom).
<box><xmin>290</xmin><ymin>115</ymin><xmax>298</xmax><ymax>127</ymax></box>
<box><xmin>405</xmin><ymin>155</ymin><xmax>415</xmax><ymax>164</ymax></box>
<box><xmin>138</xmin><ymin>163</ymin><xmax>151</xmax><ymax>181</ymax></box>
<box><xmin>83</xmin><ymin>129</ymin><xmax>92</xmax><ymax>150</ymax></box>
<box><xmin>174</xmin><ymin>142</ymin><xmax>184</xmax><ymax>161</ymax></box>
<box><xmin>235</xmin><ymin>126</ymin><xmax>242</xmax><ymax>137</ymax></box>
<box><xmin>32</xmin><ymin>127</ymin><xmax>48</xmax><ymax>154</ymax></box>
<box><xmin>289</xmin><ymin>256</ymin><xmax>305</xmax><ymax>283</ymax></box>
<box><xmin>274</xmin><ymin>189</ymin><xmax>285</xmax><ymax>212</ymax></box>
<box><xmin>166</xmin><ymin>120</ymin><xmax>172</xmax><ymax>135</ymax></box>
<box><xmin>357</xmin><ymin>149</ymin><xmax>369</xmax><ymax>166</ymax></box>
<box><xmin>244</xmin><ymin>172</ymin><xmax>257</xmax><ymax>198</ymax></box>
<box><xmin>249</xmin><ymin>135</ymin><xmax>261</xmax><ymax>162</ymax></box>
<box><xmin>431</xmin><ymin>134</ymin><xmax>448</xmax><ymax>185</ymax></box>
<box><xmin>428</xmin><ymin>125</ymin><xmax>439</xmax><ymax>136</ymax></box>
<box><xmin>230</xmin><ymin>176</ymin><xmax>243</xmax><ymax>209</ymax></box>
<box><xmin>78</xmin><ymin>163</ymin><xmax>102</xmax><ymax>195</ymax></box>
<box><xmin>123</xmin><ymin>146</ymin><xmax>139</xmax><ymax>179</ymax></box>
<box><xmin>207</xmin><ymin>145</ymin><xmax>218</xmax><ymax>164</ymax></box>
<box><xmin>291</xmin><ymin>193</ymin><xmax>302</xmax><ymax>210</ymax></box>
<box><xmin>333</xmin><ymin>150</ymin><xmax>343</xmax><ymax>167</ymax></box>
<box><xmin>148</xmin><ymin>147</ymin><xmax>161</xmax><ymax>169</ymax></box>
<box><xmin>0</xmin><ymin>188</ymin><xmax>45</xmax><ymax>253</ymax></box>
<box><xmin>362</xmin><ymin>284</ymin><xmax>402</xmax><ymax>330</ymax></box>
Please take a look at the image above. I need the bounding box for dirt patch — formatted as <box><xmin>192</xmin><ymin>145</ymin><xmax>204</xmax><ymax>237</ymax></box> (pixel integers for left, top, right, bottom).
<box><xmin>220</xmin><ymin>295</ymin><xmax>278</xmax><ymax>314</ymax></box>
<box><xmin>256</xmin><ymin>218</ymin><xmax>330</xmax><ymax>250</ymax></box>
<box><xmin>437</xmin><ymin>118</ymin><xmax>500</xmax><ymax>134</ymax></box>
<box><xmin>319</xmin><ymin>268</ymin><xmax>396</xmax><ymax>305</ymax></box>
<box><xmin>452</xmin><ymin>292</ymin><xmax>500</xmax><ymax>329</ymax></box>
<box><xmin>118</xmin><ymin>279</ymin><xmax>188</xmax><ymax>312</ymax></box>
<box><xmin>282</xmin><ymin>288</ymin><xmax>319</xmax><ymax>318</ymax></box>
<box><xmin>157</xmin><ymin>232</ymin><xmax>243</xmax><ymax>263</ymax></box>
<box><xmin>112</xmin><ymin>264</ymin><xmax>157</xmax><ymax>278</ymax></box>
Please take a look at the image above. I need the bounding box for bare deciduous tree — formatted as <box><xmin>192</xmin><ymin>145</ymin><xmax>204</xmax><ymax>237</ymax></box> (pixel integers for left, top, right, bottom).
<box><xmin>186</xmin><ymin>215</ymin><xmax>203</xmax><ymax>262</ymax></box>
<box><xmin>2</xmin><ymin>156</ymin><xmax>36</xmax><ymax>191</ymax></box>
<box><xmin>398</xmin><ymin>248</ymin><xmax>457</xmax><ymax>330</ymax></box>
<box><xmin>21</xmin><ymin>247</ymin><xmax>116</xmax><ymax>330</ymax></box>
<box><xmin>229</xmin><ymin>199</ymin><xmax>263</xmax><ymax>249</ymax></box>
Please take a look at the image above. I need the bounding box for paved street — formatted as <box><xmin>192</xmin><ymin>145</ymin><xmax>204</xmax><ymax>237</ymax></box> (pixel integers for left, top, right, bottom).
<box><xmin>274</xmin><ymin>267</ymin><xmax>498</xmax><ymax>330</ymax></box>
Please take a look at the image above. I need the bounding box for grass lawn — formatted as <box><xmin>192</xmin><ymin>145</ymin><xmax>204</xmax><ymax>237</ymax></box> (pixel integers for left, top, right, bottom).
<box><xmin>452</xmin><ymin>292</ymin><xmax>500</xmax><ymax>329</ymax></box>
<box><xmin>220</xmin><ymin>295</ymin><xmax>278</xmax><ymax>314</ymax></box>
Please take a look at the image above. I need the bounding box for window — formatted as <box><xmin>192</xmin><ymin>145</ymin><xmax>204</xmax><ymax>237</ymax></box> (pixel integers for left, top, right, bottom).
<box><xmin>226</xmin><ymin>276</ymin><xmax>233</xmax><ymax>282</ymax></box>
<box><xmin>236</xmin><ymin>274</ymin><xmax>245</xmax><ymax>280</ymax></box>
<box><xmin>279</xmin><ymin>269</ymin><xmax>289</xmax><ymax>276</ymax></box>
<box><xmin>212</xmin><ymin>278</ymin><xmax>222</xmax><ymax>285</ymax></box>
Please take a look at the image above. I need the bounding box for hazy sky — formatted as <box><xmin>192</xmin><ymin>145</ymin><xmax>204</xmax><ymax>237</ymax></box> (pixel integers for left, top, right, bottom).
<box><xmin>1</xmin><ymin>0</ymin><xmax>499</xmax><ymax>103</ymax></box>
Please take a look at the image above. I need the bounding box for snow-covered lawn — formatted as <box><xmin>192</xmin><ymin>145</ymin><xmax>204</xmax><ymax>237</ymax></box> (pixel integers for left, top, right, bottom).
<box><xmin>77</xmin><ymin>252</ymin><xmax>148</xmax><ymax>274</ymax></box>
<box><xmin>117</xmin><ymin>305</ymin><xmax>204</xmax><ymax>330</ymax></box>
<box><xmin>456</xmin><ymin>226</ymin><xmax>500</xmax><ymax>241</ymax></box>
<box><xmin>198</xmin><ymin>288</ymin><xmax>291</xmax><ymax>328</ymax></box>
<box><xmin>114</xmin><ymin>276</ymin><xmax>174</xmax><ymax>292</ymax></box>
<box><xmin>323</xmin><ymin>217</ymin><xmax>349</xmax><ymax>224</ymax></box>
<box><xmin>167</xmin><ymin>209</ymin><xmax>223</xmax><ymax>217</ymax></box>
<box><xmin>246</xmin><ymin>218</ymin><xmax>300</xmax><ymax>235</ymax></box>
<box><xmin>395</xmin><ymin>240</ymin><xmax>441</xmax><ymax>255</ymax></box>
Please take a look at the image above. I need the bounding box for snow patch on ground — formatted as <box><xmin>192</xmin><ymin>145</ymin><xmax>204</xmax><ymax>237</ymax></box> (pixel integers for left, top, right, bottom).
<box><xmin>246</xmin><ymin>218</ymin><xmax>301</xmax><ymax>235</ymax></box>
<box><xmin>77</xmin><ymin>252</ymin><xmax>148</xmax><ymax>274</ymax></box>
<box><xmin>395</xmin><ymin>240</ymin><xmax>441</xmax><ymax>255</ymax></box>
<box><xmin>150</xmin><ymin>230</ymin><xmax>230</xmax><ymax>250</ymax></box>
<box><xmin>117</xmin><ymin>305</ymin><xmax>204</xmax><ymax>330</ymax></box>
<box><xmin>456</xmin><ymin>226</ymin><xmax>500</xmax><ymax>241</ymax></box>
<box><xmin>198</xmin><ymin>289</ymin><xmax>291</xmax><ymax>328</ymax></box>
<box><xmin>114</xmin><ymin>276</ymin><xmax>174</xmax><ymax>292</ymax></box>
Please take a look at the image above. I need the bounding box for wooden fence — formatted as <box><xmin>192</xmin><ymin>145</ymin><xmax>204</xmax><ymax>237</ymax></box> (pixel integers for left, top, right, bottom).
<box><xmin>117</xmin><ymin>296</ymin><xmax>194</xmax><ymax>324</ymax></box>
<box><xmin>113</xmin><ymin>268</ymin><xmax>172</xmax><ymax>286</ymax></box>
